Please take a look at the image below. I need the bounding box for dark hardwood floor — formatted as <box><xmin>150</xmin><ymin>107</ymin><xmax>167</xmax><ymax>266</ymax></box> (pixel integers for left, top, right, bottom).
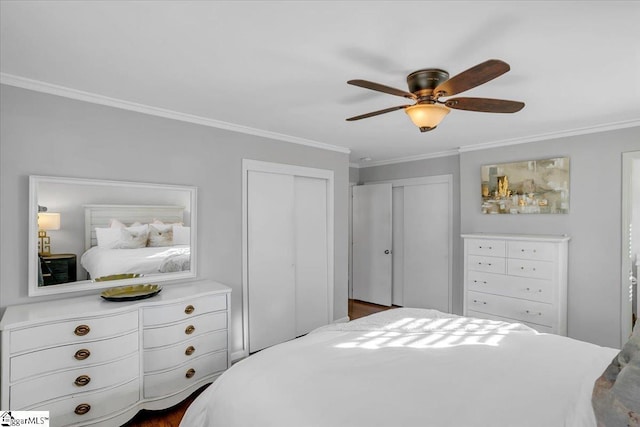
<box><xmin>126</xmin><ymin>299</ymin><xmax>392</xmax><ymax>426</ymax></box>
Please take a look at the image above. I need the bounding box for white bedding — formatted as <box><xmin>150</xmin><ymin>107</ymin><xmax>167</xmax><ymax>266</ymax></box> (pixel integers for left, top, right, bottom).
<box><xmin>80</xmin><ymin>244</ymin><xmax>190</xmax><ymax>278</ymax></box>
<box><xmin>180</xmin><ymin>308</ymin><xmax>618</xmax><ymax>427</ymax></box>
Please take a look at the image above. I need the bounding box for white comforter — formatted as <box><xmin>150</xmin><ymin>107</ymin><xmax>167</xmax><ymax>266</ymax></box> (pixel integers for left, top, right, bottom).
<box><xmin>80</xmin><ymin>244</ymin><xmax>190</xmax><ymax>278</ymax></box>
<box><xmin>181</xmin><ymin>308</ymin><xmax>618</xmax><ymax>427</ymax></box>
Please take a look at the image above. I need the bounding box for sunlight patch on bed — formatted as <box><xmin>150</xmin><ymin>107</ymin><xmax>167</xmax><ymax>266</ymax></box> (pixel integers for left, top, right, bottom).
<box><xmin>147</xmin><ymin>247</ymin><xmax>189</xmax><ymax>259</ymax></box>
<box><xmin>332</xmin><ymin>316</ymin><xmax>528</xmax><ymax>350</ymax></box>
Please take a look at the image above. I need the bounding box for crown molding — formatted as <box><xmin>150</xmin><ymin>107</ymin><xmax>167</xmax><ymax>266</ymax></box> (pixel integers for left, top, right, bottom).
<box><xmin>458</xmin><ymin>119</ymin><xmax>640</xmax><ymax>152</ymax></box>
<box><xmin>357</xmin><ymin>149</ymin><xmax>459</xmax><ymax>168</ymax></box>
<box><xmin>0</xmin><ymin>73</ymin><xmax>351</xmax><ymax>155</ymax></box>
<box><xmin>355</xmin><ymin>119</ymin><xmax>640</xmax><ymax>168</ymax></box>
<box><xmin>349</xmin><ymin>162</ymin><xmax>361</xmax><ymax>168</ymax></box>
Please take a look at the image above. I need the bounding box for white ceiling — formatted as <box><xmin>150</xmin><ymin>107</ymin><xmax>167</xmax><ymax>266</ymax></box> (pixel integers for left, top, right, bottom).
<box><xmin>2</xmin><ymin>1</ymin><xmax>639</xmax><ymax>165</ymax></box>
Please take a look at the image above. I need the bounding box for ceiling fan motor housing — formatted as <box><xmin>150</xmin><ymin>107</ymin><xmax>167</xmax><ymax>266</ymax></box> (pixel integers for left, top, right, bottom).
<box><xmin>407</xmin><ymin>69</ymin><xmax>449</xmax><ymax>96</ymax></box>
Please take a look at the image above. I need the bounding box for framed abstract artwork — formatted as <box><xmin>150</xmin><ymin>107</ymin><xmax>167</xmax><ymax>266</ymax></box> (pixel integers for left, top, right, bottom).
<box><xmin>481</xmin><ymin>157</ymin><xmax>570</xmax><ymax>214</ymax></box>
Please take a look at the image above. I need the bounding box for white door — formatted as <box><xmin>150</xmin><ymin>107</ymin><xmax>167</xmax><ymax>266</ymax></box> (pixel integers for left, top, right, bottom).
<box><xmin>392</xmin><ymin>187</ymin><xmax>405</xmax><ymax>306</ymax></box>
<box><xmin>294</xmin><ymin>176</ymin><xmax>329</xmax><ymax>336</ymax></box>
<box><xmin>403</xmin><ymin>182</ymin><xmax>451</xmax><ymax>312</ymax></box>
<box><xmin>352</xmin><ymin>183</ymin><xmax>393</xmax><ymax>306</ymax></box>
<box><xmin>247</xmin><ymin>171</ymin><xmax>296</xmax><ymax>353</ymax></box>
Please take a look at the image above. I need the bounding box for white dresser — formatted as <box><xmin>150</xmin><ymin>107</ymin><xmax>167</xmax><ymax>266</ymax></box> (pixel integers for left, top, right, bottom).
<box><xmin>0</xmin><ymin>280</ymin><xmax>231</xmax><ymax>426</ymax></box>
<box><xmin>462</xmin><ymin>233</ymin><xmax>569</xmax><ymax>335</ymax></box>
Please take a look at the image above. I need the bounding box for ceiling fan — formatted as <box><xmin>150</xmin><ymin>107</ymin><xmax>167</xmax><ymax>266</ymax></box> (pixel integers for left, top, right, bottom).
<box><xmin>346</xmin><ymin>59</ymin><xmax>525</xmax><ymax>132</ymax></box>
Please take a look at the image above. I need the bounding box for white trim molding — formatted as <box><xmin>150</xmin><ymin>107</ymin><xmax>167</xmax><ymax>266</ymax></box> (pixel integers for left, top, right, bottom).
<box><xmin>621</xmin><ymin>151</ymin><xmax>640</xmax><ymax>346</ymax></box>
<box><xmin>0</xmin><ymin>73</ymin><xmax>350</xmax><ymax>155</ymax></box>
<box><xmin>458</xmin><ymin>120</ymin><xmax>640</xmax><ymax>153</ymax></box>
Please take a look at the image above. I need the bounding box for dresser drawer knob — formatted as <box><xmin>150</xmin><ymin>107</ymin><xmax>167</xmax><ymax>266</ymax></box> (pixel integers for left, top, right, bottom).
<box><xmin>185</xmin><ymin>325</ymin><xmax>196</xmax><ymax>335</ymax></box>
<box><xmin>74</xmin><ymin>325</ymin><xmax>91</xmax><ymax>336</ymax></box>
<box><xmin>185</xmin><ymin>345</ymin><xmax>196</xmax><ymax>356</ymax></box>
<box><xmin>185</xmin><ymin>305</ymin><xmax>195</xmax><ymax>315</ymax></box>
<box><xmin>74</xmin><ymin>403</ymin><xmax>91</xmax><ymax>415</ymax></box>
<box><xmin>74</xmin><ymin>374</ymin><xmax>91</xmax><ymax>387</ymax></box>
<box><xmin>74</xmin><ymin>349</ymin><xmax>91</xmax><ymax>360</ymax></box>
<box><xmin>186</xmin><ymin>368</ymin><xmax>196</xmax><ymax>379</ymax></box>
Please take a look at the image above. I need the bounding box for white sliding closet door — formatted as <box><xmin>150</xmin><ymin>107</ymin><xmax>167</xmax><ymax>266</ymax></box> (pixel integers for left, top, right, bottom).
<box><xmin>403</xmin><ymin>182</ymin><xmax>451</xmax><ymax>312</ymax></box>
<box><xmin>244</xmin><ymin>160</ymin><xmax>334</xmax><ymax>357</ymax></box>
<box><xmin>294</xmin><ymin>176</ymin><xmax>329</xmax><ymax>336</ymax></box>
<box><xmin>247</xmin><ymin>171</ymin><xmax>296</xmax><ymax>353</ymax></box>
<box><xmin>392</xmin><ymin>187</ymin><xmax>404</xmax><ymax>306</ymax></box>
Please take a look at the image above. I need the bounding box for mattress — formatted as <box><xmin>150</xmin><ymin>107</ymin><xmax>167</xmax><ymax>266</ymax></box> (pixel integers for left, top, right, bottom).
<box><xmin>180</xmin><ymin>308</ymin><xmax>618</xmax><ymax>427</ymax></box>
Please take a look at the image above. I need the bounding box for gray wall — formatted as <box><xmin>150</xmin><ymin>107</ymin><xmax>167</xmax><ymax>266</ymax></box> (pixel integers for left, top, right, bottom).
<box><xmin>0</xmin><ymin>85</ymin><xmax>350</xmax><ymax>356</ymax></box>
<box><xmin>358</xmin><ymin>155</ymin><xmax>463</xmax><ymax>314</ymax></box>
<box><xmin>349</xmin><ymin>167</ymin><xmax>359</xmax><ymax>184</ymax></box>
<box><xmin>460</xmin><ymin>127</ymin><xmax>640</xmax><ymax>348</ymax></box>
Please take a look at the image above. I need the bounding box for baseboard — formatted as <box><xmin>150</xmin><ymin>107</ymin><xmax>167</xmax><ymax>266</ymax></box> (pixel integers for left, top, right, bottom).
<box><xmin>333</xmin><ymin>316</ymin><xmax>350</xmax><ymax>324</ymax></box>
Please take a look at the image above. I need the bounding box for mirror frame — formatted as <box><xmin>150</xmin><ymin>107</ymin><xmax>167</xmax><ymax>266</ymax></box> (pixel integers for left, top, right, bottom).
<box><xmin>28</xmin><ymin>175</ymin><xmax>198</xmax><ymax>297</ymax></box>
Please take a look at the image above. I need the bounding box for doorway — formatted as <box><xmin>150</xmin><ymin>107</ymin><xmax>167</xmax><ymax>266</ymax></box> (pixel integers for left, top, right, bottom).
<box><xmin>352</xmin><ymin>175</ymin><xmax>453</xmax><ymax>312</ymax></box>
<box><xmin>622</xmin><ymin>151</ymin><xmax>640</xmax><ymax>342</ymax></box>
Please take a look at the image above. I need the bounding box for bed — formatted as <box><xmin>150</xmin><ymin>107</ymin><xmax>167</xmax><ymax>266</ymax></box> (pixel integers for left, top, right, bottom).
<box><xmin>180</xmin><ymin>308</ymin><xmax>638</xmax><ymax>427</ymax></box>
<box><xmin>80</xmin><ymin>204</ymin><xmax>190</xmax><ymax>279</ymax></box>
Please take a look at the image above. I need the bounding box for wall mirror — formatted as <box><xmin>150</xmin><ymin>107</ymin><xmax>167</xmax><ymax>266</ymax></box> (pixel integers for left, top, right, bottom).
<box><xmin>29</xmin><ymin>175</ymin><xmax>197</xmax><ymax>296</ymax></box>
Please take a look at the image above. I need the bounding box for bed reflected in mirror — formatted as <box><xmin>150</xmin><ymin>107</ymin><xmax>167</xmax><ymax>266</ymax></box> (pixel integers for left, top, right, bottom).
<box><xmin>29</xmin><ymin>176</ymin><xmax>197</xmax><ymax>297</ymax></box>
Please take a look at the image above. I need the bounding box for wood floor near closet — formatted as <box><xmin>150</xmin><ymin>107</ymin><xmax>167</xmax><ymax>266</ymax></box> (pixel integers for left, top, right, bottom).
<box><xmin>125</xmin><ymin>299</ymin><xmax>392</xmax><ymax>426</ymax></box>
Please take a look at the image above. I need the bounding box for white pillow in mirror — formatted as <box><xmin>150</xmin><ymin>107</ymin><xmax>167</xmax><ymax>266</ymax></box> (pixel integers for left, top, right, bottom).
<box><xmin>96</xmin><ymin>227</ymin><xmax>122</xmax><ymax>248</ymax></box>
<box><xmin>148</xmin><ymin>223</ymin><xmax>173</xmax><ymax>247</ymax></box>
<box><xmin>173</xmin><ymin>225</ymin><xmax>190</xmax><ymax>245</ymax></box>
<box><xmin>113</xmin><ymin>224</ymin><xmax>149</xmax><ymax>249</ymax></box>
<box><xmin>109</xmin><ymin>218</ymin><xmax>127</xmax><ymax>228</ymax></box>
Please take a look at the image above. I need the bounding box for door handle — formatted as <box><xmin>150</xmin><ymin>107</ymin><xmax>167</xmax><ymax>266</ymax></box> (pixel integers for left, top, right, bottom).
<box><xmin>384</xmin><ymin>250</ymin><xmax>390</xmax><ymax>254</ymax></box>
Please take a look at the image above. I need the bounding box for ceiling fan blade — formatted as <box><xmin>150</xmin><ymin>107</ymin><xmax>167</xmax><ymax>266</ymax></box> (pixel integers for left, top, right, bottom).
<box><xmin>444</xmin><ymin>97</ymin><xmax>525</xmax><ymax>113</ymax></box>
<box><xmin>348</xmin><ymin>79</ymin><xmax>417</xmax><ymax>99</ymax></box>
<box><xmin>346</xmin><ymin>105</ymin><xmax>411</xmax><ymax>121</ymax></box>
<box><xmin>434</xmin><ymin>59</ymin><xmax>510</xmax><ymax>97</ymax></box>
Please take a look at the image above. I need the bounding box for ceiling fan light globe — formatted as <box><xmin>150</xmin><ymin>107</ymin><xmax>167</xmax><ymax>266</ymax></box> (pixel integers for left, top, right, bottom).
<box><xmin>405</xmin><ymin>104</ymin><xmax>450</xmax><ymax>131</ymax></box>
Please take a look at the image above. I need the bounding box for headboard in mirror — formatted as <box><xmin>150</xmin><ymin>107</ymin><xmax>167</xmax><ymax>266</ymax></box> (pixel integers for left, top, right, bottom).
<box><xmin>28</xmin><ymin>175</ymin><xmax>198</xmax><ymax>297</ymax></box>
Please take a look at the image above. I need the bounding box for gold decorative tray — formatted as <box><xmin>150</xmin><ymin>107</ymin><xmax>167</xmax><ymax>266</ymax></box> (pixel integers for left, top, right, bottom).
<box><xmin>101</xmin><ymin>284</ymin><xmax>162</xmax><ymax>301</ymax></box>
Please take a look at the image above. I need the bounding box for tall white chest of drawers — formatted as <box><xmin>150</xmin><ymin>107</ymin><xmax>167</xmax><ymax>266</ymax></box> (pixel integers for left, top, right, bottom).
<box><xmin>0</xmin><ymin>280</ymin><xmax>231</xmax><ymax>426</ymax></box>
<box><xmin>462</xmin><ymin>233</ymin><xmax>570</xmax><ymax>335</ymax></box>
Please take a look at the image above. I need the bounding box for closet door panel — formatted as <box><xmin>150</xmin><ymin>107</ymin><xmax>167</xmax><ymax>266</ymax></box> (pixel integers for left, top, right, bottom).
<box><xmin>403</xmin><ymin>183</ymin><xmax>451</xmax><ymax>312</ymax></box>
<box><xmin>294</xmin><ymin>176</ymin><xmax>329</xmax><ymax>336</ymax></box>
<box><xmin>247</xmin><ymin>171</ymin><xmax>296</xmax><ymax>353</ymax></box>
<box><xmin>392</xmin><ymin>187</ymin><xmax>405</xmax><ymax>306</ymax></box>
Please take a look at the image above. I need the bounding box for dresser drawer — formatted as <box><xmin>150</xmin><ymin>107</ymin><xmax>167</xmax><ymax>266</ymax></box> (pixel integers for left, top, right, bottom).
<box><xmin>466</xmin><ymin>310</ymin><xmax>554</xmax><ymax>334</ymax></box>
<box><xmin>143</xmin><ymin>294</ymin><xmax>227</xmax><ymax>326</ymax></box>
<box><xmin>10</xmin><ymin>353</ymin><xmax>139</xmax><ymax>409</ymax></box>
<box><xmin>144</xmin><ymin>350</ymin><xmax>227</xmax><ymax>399</ymax></box>
<box><xmin>507</xmin><ymin>241</ymin><xmax>556</xmax><ymax>261</ymax></box>
<box><xmin>11</xmin><ymin>331</ymin><xmax>138</xmax><ymax>382</ymax></box>
<box><xmin>466</xmin><ymin>239</ymin><xmax>505</xmax><ymax>257</ymax></box>
<box><xmin>144</xmin><ymin>330</ymin><xmax>227</xmax><ymax>373</ymax></box>
<box><xmin>9</xmin><ymin>310</ymin><xmax>138</xmax><ymax>354</ymax></box>
<box><xmin>507</xmin><ymin>258</ymin><xmax>553</xmax><ymax>280</ymax></box>
<box><xmin>467</xmin><ymin>255</ymin><xmax>505</xmax><ymax>274</ymax></box>
<box><xmin>466</xmin><ymin>291</ymin><xmax>555</xmax><ymax>327</ymax></box>
<box><xmin>467</xmin><ymin>271</ymin><xmax>553</xmax><ymax>303</ymax></box>
<box><xmin>144</xmin><ymin>311</ymin><xmax>227</xmax><ymax>349</ymax></box>
<box><xmin>27</xmin><ymin>378</ymin><xmax>139</xmax><ymax>427</ymax></box>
